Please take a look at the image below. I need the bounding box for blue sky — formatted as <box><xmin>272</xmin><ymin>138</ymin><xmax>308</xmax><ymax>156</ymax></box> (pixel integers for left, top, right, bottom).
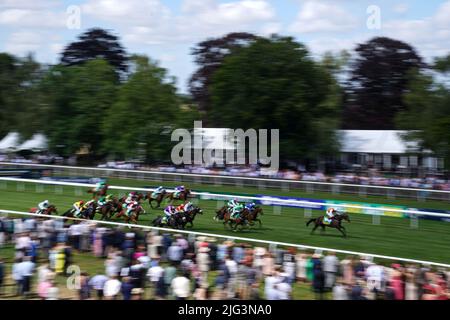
<box><xmin>1</xmin><ymin>0</ymin><xmax>449</xmax><ymax>93</ymax></box>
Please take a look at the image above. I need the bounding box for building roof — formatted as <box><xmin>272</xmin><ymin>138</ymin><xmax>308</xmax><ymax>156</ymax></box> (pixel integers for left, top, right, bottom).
<box><xmin>338</xmin><ymin>130</ymin><xmax>421</xmax><ymax>154</ymax></box>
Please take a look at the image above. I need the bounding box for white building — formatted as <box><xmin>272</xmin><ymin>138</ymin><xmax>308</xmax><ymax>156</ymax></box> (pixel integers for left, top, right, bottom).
<box><xmin>337</xmin><ymin>130</ymin><xmax>443</xmax><ymax>173</ymax></box>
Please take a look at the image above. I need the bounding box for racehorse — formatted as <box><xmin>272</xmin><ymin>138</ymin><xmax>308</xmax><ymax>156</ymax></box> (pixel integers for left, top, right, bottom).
<box><xmin>29</xmin><ymin>205</ymin><xmax>58</xmax><ymax>216</ymax></box>
<box><xmin>215</xmin><ymin>206</ymin><xmax>248</xmax><ymax>231</ymax></box>
<box><xmin>62</xmin><ymin>202</ymin><xmax>96</xmax><ymax>220</ymax></box>
<box><xmin>122</xmin><ymin>205</ymin><xmax>145</xmax><ymax>224</ymax></box>
<box><xmin>166</xmin><ymin>189</ymin><xmax>191</xmax><ymax>204</ymax></box>
<box><xmin>306</xmin><ymin>212</ymin><xmax>351</xmax><ymax>237</ymax></box>
<box><xmin>152</xmin><ymin>212</ymin><xmax>186</xmax><ymax>229</ymax></box>
<box><xmin>87</xmin><ymin>185</ymin><xmax>108</xmax><ymax>198</ymax></box>
<box><xmin>96</xmin><ymin>201</ymin><xmax>116</xmax><ymax>221</ymax></box>
<box><xmin>245</xmin><ymin>206</ymin><xmax>264</xmax><ymax>227</ymax></box>
<box><xmin>179</xmin><ymin>207</ymin><xmax>203</xmax><ymax>229</ymax></box>
<box><xmin>145</xmin><ymin>190</ymin><xmax>166</xmax><ymax>209</ymax></box>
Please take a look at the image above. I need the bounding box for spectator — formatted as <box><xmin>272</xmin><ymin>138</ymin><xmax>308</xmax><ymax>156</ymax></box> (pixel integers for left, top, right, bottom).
<box><xmin>89</xmin><ymin>274</ymin><xmax>108</xmax><ymax>300</ymax></box>
<box><xmin>312</xmin><ymin>262</ymin><xmax>325</xmax><ymax>300</ymax></box>
<box><xmin>79</xmin><ymin>272</ymin><xmax>91</xmax><ymax>300</ymax></box>
<box><xmin>19</xmin><ymin>255</ymin><xmax>35</xmax><ymax>298</ymax></box>
<box><xmin>103</xmin><ymin>276</ymin><xmax>122</xmax><ymax>300</ymax></box>
<box><xmin>323</xmin><ymin>252</ymin><xmax>339</xmax><ymax>290</ymax></box>
<box><xmin>171</xmin><ymin>272</ymin><xmax>191</xmax><ymax>300</ymax></box>
<box><xmin>120</xmin><ymin>276</ymin><xmax>133</xmax><ymax>300</ymax></box>
<box><xmin>333</xmin><ymin>279</ymin><xmax>348</xmax><ymax>300</ymax></box>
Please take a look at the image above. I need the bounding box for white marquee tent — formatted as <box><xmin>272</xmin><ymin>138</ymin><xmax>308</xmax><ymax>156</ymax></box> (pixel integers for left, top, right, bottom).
<box><xmin>338</xmin><ymin>130</ymin><xmax>420</xmax><ymax>154</ymax></box>
<box><xmin>0</xmin><ymin>132</ymin><xmax>21</xmax><ymax>152</ymax></box>
<box><xmin>16</xmin><ymin>133</ymin><xmax>48</xmax><ymax>152</ymax></box>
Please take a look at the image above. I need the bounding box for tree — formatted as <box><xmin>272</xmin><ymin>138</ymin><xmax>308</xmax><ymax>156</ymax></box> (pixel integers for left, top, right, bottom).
<box><xmin>102</xmin><ymin>55</ymin><xmax>185</xmax><ymax>163</ymax></box>
<box><xmin>61</xmin><ymin>28</ymin><xmax>128</xmax><ymax>79</ymax></box>
<box><xmin>40</xmin><ymin>59</ymin><xmax>117</xmax><ymax>158</ymax></box>
<box><xmin>343</xmin><ymin>37</ymin><xmax>424</xmax><ymax>129</ymax></box>
<box><xmin>189</xmin><ymin>32</ymin><xmax>259</xmax><ymax>120</ymax></box>
<box><xmin>0</xmin><ymin>53</ymin><xmax>43</xmax><ymax>139</ymax></box>
<box><xmin>208</xmin><ymin>35</ymin><xmax>342</xmax><ymax>167</ymax></box>
<box><xmin>397</xmin><ymin>70</ymin><xmax>450</xmax><ymax>170</ymax></box>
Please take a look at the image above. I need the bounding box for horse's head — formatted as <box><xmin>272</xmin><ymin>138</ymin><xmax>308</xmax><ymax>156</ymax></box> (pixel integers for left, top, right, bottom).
<box><xmin>339</xmin><ymin>212</ymin><xmax>350</xmax><ymax>222</ymax></box>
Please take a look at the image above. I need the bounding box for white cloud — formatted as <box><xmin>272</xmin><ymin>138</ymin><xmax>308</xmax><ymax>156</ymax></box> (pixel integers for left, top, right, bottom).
<box><xmin>4</xmin><ymin>31</ymin><xmax>43</xmax><ymax>55</ymax></box>
<box><xmin>0</xmin><ymin>8</ymin><xmax>66</xmax><ymax>28</ymax></box>
<box><xmin>82</xmin><ymin>0</ymin><xmax>278</xmax><ymax>45</ymax></box>
<box><xmin>289</xmin><ymin>1</ymin><xmax>358</xmax><ymax>34</ymax></box>
<box><xmin>81</xmin><ymin>0</ymin><xmax>171</xmax><ymax>26</ymax></box>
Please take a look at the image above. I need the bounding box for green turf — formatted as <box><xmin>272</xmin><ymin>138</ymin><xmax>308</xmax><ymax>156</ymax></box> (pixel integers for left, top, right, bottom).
<box><xmin>0</xmin><ymin>180</ymin><xmax>449</xmax><ymax>265</ymax></box>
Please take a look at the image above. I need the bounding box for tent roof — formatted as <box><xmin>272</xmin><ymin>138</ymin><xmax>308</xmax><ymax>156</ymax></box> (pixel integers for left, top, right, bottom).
<box><xmin>193</xmin><ymin>128</ymin><xmax>236</xmax><ymax>150</ymax></box>
<box><xmin>17</xmin><ymin>133</ymin><xmax>48</xmax><ymax>151</ymax></box>
<box><xmin>338</xmin><ymin>130</ymin><xmax>421</xmax><ymax>154</ymax></box>
<box><xmin>0</xmin><ymin>132</ymin><xmax>21</xmax><ymax>152</ymax></box>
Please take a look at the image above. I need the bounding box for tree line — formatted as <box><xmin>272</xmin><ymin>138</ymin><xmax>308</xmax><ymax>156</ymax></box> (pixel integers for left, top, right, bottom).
<box><xmin>0</xmin><ymin>28</ymin><xmax>449</xmax><ymax>169</ymax></box>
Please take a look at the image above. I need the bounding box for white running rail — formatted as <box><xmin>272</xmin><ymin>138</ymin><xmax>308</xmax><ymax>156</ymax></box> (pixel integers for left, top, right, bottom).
<box><xmin>0</xmin><ymin>209</ymin><xmax>448</xmax><ymax>268</ymax></box>
<box><xmin>0</xmin><ymin>177</ymin><xmax>449</xmax><ymax>218</ymax></box>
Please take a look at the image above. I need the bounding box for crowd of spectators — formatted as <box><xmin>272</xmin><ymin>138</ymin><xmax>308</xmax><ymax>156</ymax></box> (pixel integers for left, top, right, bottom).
<box><xmin>0</xmin><ymin>216</ymin><xmax>448</xmax><ymax>300</ymax></box>
<box><xmin>1</xmin><ymin>155</ymin><xmax>448</xmax><ymax>190</ymax></box>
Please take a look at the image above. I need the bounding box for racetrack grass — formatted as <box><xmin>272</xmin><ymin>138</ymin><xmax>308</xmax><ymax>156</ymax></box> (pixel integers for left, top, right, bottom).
<box><xmin>0</xmin><ymin>180</ymin><xmax>450</xmax><ymax>264</ymax></box>
<box><xmin>0</xmin><ymin>244</ymin><xmax>331</xmax><ymax>300</ymax></box>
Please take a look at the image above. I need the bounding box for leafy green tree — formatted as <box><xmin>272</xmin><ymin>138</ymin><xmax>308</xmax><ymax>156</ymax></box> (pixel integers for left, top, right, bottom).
<box><xmin>102</xmin><ymin>55</ymin><xmax>186</xmax><ymax>163</ymax></box>
<box><xmin>397</xmin><ymin>70</ymin><xmax>450</xmax><ymax>169</ymax></box>
<box><xmin>189</xmin><ymin>32</ymin><xmax>259</xmax><ymax>120</ymax></box>
<box><xmin>208</xmin><ymin>35</ymin><xmax>342</xmax><ymax>167</ymax></box>
<box><xmin>39</xmin><ymin>59</ymin><xmax>117</xmax><ymax>157</ymax></box>
<box><xmin>0</xmin><ymin>53</ymin><xmax>44</xmax><ymax>139</ymax></box>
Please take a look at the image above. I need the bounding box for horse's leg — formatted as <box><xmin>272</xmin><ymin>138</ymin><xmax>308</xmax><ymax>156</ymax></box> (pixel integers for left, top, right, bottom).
<box><xmin>311</xmin><ymin>223</ymin><xmax>319</xmax><ymax>234</ymax></box>
<box><xmin>337</xmin><ymin>226</ymin><xmax>347</xmax><ymax>237</ymax></box>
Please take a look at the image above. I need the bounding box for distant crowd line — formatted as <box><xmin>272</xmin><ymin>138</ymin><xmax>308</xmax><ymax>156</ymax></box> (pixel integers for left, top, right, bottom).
<box><xmin>1</xmin><ymin>156</ymin><xmax>449</xmax><ymax>191</ymax></box>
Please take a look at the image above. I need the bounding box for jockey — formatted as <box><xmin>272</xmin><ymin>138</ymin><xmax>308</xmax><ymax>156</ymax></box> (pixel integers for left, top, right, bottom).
<box><xmin>231</xmin><ymin>203</ymin><xmax>244</xmax><ymax>220</ymax></box>
<box><xmin>184</xmin><ymin>201</ymin><xmax>194</xmax><ymax>213</ymax></box>
<box><xmin>126</xmin><ymin>201</ymin><xmax>139</xmax><ymax>217</ymax></box>
<box><xmin>174</xmin><ymin>185</ymin><xmax>185</xmax><ymax>197</ymax></box>
<box><xmin>324</xmin><ymin>208</ymin><xmax>337</xmax><ymax>224</ymax></box>
<box><xmin>152</xmin><ymin>186</ymin><xmax>165</xmax><ymax>198</ymax></box>
<box><xmin>227</xmin><ymin>198</ymin><xmax>240</xmax><ymax>213</ymax></box>
<box><xmin>245</xmin><ymin>202</ymin><xmax>256</xmax><ymax>212</ymax></box>
<box><xmin>95</xmin><ymin>181</ymin><xmax>107</xmax><ymax>192</ymax></box>
<box><xmin>175</xmin><ymin>203</ymin><xmax>186</xmax><ymax>213</ymax></box>
<box><xmin>98</xmin><ymin>194</ymin><xmax>113</xmax><ymax>207</ymax></box>
<box><xmin>72</xmin><ymin>200</ymin><xmax>85</xmax><ymax>218</ymax></box>
<box><xmin>37</xmin><ymin>200</ymin><xmax>50</xmax><ymax>214</ymax></box>
<box><xmin>125</xmin><ymin>192</ymin><xmax>137</xmax><ymax>204</ymax></box>
<box><xmin>163</xmin><ymin>205</ymin><xmax>176</xmax><ymax>223</ymax></box>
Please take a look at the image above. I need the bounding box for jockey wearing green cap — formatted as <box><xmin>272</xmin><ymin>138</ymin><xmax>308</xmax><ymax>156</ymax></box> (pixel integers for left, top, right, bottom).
<box><xmin>97</xmin><ymin>194</ymin><xmax>113</xmax><ymax>207</ymax></box>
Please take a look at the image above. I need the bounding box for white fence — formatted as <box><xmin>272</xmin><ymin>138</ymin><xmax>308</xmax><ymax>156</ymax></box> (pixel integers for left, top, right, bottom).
<box><xmin>0</xmin><ymin>209</ymin><xmax>449</xmax><ymax>268</ymax></box>
<box><xmin>1</xmin><ymin>162</ymin><xmax>450</xmax><ymax>201</ymax></box>
<box><xmin>1</xmin><ymin>176</ymin><xmax>450</xmax><ymax>219</ymax></box>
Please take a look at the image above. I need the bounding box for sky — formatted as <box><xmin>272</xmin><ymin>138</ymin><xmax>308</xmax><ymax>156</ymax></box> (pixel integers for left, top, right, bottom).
<box><xmin>1</xmin><ymin>0</ymin><xmax>449</xmax><ymax>93</ymax></box>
